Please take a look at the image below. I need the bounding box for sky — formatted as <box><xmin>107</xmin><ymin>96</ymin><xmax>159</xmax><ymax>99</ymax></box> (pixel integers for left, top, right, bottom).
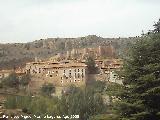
<box><xmin>0</xmin><ymin>0</ymin><xmax>160</xmax><ymax>43</ymax></box>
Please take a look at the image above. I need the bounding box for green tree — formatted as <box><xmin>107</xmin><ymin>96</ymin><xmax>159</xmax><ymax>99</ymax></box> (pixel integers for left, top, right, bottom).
<box><xmin>85</xmin><ymin>56</ymin><xmax>98</xmax><ymax>74</ymax></box>
<box><xmin>4</xmin><ymin>96</ymin><xmax>17</xmax><ymax>109</ymax></box>
<box><xmin>19</xmin><ymin>73</ymin><xmax>31</xmax><ymax>86</ymax></box>
<box><xmin>41</xmin><ymin>83</ymin><xmax>55</xmax><ymax>96</ymax></box>
<box><xmin>56</xmin><ymin>95</ymin><xmax>69</xmax><ymax>117</ymax></box>
<box><xmin>153</xmin><ymin>18</ymin><xmax>160</xmax><ymax>33</ymax></box>
<box><xmin>117</xmin><ymin>33</ymin><xmax>160</xmax><ymax>120</ymax></box>
<box><xmin>2</xmin><ymin>72</ymin><xmax>19</xmax><ymax>88</ymax></box>
<box><xmin>89</xmin><ymin>80</ymin><xmax>106</xmax><ymax>93</ymax></box>
<box><xmin>58</xmin><ymin>85</ymin><xmax>106</xmax><ymax>120</ymax></box>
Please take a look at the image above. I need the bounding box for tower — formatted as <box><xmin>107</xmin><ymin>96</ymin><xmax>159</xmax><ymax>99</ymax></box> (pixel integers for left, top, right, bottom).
<box><xmin>98</xmin><ymin>46</ymin><xmax>103</xmax><ymax>57</ymax></box>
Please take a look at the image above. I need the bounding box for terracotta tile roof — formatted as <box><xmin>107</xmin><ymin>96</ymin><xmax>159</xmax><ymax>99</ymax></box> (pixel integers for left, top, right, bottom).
<box><xmin>43</xmin><ymin>63</ymin><xmax>87</xmax><ymax>69</ymax></box>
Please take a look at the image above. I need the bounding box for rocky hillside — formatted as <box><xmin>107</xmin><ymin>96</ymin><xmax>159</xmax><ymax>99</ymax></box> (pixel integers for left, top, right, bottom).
<box><xmin>0</xmin><ymin>35</ymin><xmax>138</xmax><ymax>70</ymax></box>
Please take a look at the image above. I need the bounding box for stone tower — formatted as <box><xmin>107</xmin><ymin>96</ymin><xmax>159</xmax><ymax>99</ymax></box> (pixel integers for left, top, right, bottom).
<box><xmin>98</xmin><ymin>46</ymin><xmax>103</xmax><ymax>57</ymax></box>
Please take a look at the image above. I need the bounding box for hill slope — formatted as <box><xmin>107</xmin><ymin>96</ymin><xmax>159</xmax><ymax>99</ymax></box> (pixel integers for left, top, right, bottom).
<box><xmin>0</xmin><ymin>35</ymin><xmax>138</xmax><ymax>69</ymax></box>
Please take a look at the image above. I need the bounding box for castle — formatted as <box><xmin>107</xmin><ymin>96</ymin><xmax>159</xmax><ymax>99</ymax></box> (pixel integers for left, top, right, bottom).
<box><xmin>50</xmin><ymin>45</ymin><xmax>116</xmax><ymax>61</ymax></box>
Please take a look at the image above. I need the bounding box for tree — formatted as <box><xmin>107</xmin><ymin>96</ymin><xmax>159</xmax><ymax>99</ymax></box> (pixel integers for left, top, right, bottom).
<box><xmin>117</xmin><ymin>33</ymin><xmax>160</xmax><ymax>120</ymax></box>
<box><xmin>41</xmin><ymin>83</ymin><xmax>55</xmax><ymax>96</ymax></box>
<box><xmin>85</xmin><ymin>56</ymin><xmax>98</xmax><ymax>74</ymax></box>
<box><xmin>4</xmin><ymin>96</ymin><xmax>17</xmax><ymax>109</ymax></box>
<box><xmin>88</xmin><ymin>80</ymin><xmax>106</xmax><ymax>93</ymax></box>
<box><xmin>58</xmin><ymin>85</ymin><xmax>106</xmax><ymax>120</ymax></box>
<box><xmin>153</xmin><ymin>19</ymin><xmax>160</xmax><ymax>33</ymax></box>
<box><xmin>19</xmin><ymin>74</ymin><xmax>31</xmax><ymax>86</ymax></box>
<box><xmin>2</xmin><ymin>72</ymin><xmax>19</xmax><ymax>88</ymax></box>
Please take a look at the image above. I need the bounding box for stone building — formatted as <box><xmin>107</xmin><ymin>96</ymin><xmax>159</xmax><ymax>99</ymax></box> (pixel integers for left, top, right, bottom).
<box><xmin>82</xmin><ymin>45</ymin><xmax>116</xmax><ymax>59</ymax></box>
<box><xmin>49</xmin><ymin>44</ymin><xmax>116</xmax><ymax>61</ymax></box>
<box><xmin>100</xmin><ymin>59</ymin><xmax>123</xmax><ymax>84</ymax></box>
<box><xmin>25</xmin><ymin>61</ymin><xmax>87</xmax><ymax>87</ymax></box>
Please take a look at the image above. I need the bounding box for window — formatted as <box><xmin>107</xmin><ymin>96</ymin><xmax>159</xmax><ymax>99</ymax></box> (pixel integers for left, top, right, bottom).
<box><xmin>82</xmin><ymin>69</ymin><xmax>83</xmax><ymax>72</ymax></box>
<box><xmin>50</xmin><ymin>75</ymin><xmax>53</xmax><ymax>77</ymax></box>
<box><xmin>77</xmin><ymin>73</ymin><xmax>80</xmax><ymax>78</ymax></box>
<box><xmin>64</xmin><ymin>70</ymin><xmax>65</xmax><ymax>73</ymax></box>
<box><xmin>69</xmin><ymin>70</ymin><xmax>71</xmax><ymax>77</ymax></box>
<box><xmin>69</xmin><ymin>75</ymin><xmax>72</xmax><ymax>78</ymax></box>
<box><xmin>78</xmin><ymin>69</ymin><xmax>79</xmax><ymax>72</ymax></box>
<box><xmin>69</xmin><ymin>73</ymin><xmax>72</xmax><ymax>78</ymax></box>
<box><xmin>75</xmin><ymin>73</ymin><xmax>77</xmax><ymax>78</ymax></box>
<box><xmin>82</xmin><ymin>73</ymin><xmax>84</xmax><ymax>78</ymax></box>
<box><xmin>75</xmin><ymin>69</ymin><xmax>76</xmax><ymax>72</ymax></box>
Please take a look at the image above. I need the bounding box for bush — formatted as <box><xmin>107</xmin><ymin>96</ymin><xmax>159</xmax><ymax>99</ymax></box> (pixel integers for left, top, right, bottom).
<box><xmin>41</xmin><ymin>83</ymin><xmax>55</xmax><ymax>96</ymax></box>
<box><xmin>22</xmin><ymin>108</ymin><xmax>28</xmax><ymax>113</ymax></box>
<box><xmin>2</xmin><ymin>72</ymin><xmax>19</xmax><ymax>88</ymax></box>
<box><xmin>19</xmin><ymin>74</ymin><xmax>31</xmax><ymax>86</ymax></box>
<box><xmin>85</xmin><ymin>56</ymin><xmax>98</xmax><ymax>74</ymax></box>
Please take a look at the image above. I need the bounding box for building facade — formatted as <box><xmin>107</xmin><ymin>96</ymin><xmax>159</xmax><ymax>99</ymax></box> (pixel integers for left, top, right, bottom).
<box><xmin>25</xmin><ymin>61</ymin><xmax>87</xmax><ymax>87</ymax></box>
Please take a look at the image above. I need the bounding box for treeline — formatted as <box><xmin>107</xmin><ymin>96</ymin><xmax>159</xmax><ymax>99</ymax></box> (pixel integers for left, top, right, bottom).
<box><xmin>0</xmin><ymin>73</ymin><xmax>31</xmax><ymax>90</ymax></box>
<box><xmin>114</xmin><ymin>19</ymin><xmax>160</xmax><ymax>120</ymax></box>
<box><xmin>4</xmin><ymin>81</ymin><xmax>110</xmax><ymax>120</ymax></box>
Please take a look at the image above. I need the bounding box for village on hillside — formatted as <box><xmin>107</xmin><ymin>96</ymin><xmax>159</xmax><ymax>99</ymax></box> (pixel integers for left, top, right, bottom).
<box><xmin>0</xmin><ymin>0</ymin><xmax>159</xmax><ymax>119</ymax></box>
<box><xmin>0</xmin><ymin>45</ymin><xmax>123</xmax><ymax>96</ymax></box>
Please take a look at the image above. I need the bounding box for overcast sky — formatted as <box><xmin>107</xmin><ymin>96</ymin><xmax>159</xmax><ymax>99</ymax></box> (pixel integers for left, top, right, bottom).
<box><xmin>0</xmin><ymin>0</ymin><xmax>160</xmax><ymax>43</ymax></box>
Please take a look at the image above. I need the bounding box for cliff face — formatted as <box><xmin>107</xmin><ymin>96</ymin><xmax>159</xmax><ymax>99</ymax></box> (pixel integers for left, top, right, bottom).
<box><xmin>0</xmin><ymin>35</ymin><xmax>138</xmax><ymax>69</ymax></box>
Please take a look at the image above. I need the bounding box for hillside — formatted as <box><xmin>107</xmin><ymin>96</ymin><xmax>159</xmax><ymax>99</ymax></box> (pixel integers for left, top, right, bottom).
<box><xmin>0</xmin><ymin>35</ymin><xmax>138</xmax><ymax>70</ymax></box>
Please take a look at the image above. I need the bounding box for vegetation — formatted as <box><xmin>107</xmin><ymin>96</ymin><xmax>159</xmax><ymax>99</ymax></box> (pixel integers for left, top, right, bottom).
<box><xmin>116</xmin><ymin>24</ymin><xmax>160</xmax><ymax>119</ymax></box>
<box><xmin>3</xmin><ymin>18</ymin><xmax>160</xmax><ymax>120</ymax></box>
<box><xmin>2</xmin><ymin>72</ymin><xmax>19</xmax><ymax>88</ymax></box>
<box><xmin>105</xmin><ymin>83</ymin><xmax>123</xmax><ymax>97</ymax></box>
<box><xmin>89</xmin><ymin>114</ymin><xmax>119</xmax><ymax>120</ymax></box>
<box><xmin>153</xmin><ymin>18</ymin><xmax>160</xmax><ymax>33</ymax></box>
<box><xmin>85</xmin><ymin>56</ymin><xmax>98</xmax><ymax>74</ymax></box>
<box><xmin>19</xmin><ymin>73</ymin><xmax>31</xmax><ymax>86</ymax></box>
<box><xmin>59</xmin><ymin>85</ymin><xmax>106</xmax><ymax>120</ymax></box>
<box><xmin>4</xmin><ymin>82</ymin><xmax>107</xmax><ymax>120</ymax></box>
<box><xmin>88</xmin><ymin>80</ymin><xmax>106</xmax><ymax>93</ymax></box>
<box><xmin>1</xmin><ymin>73</ymin><xmax>31</xmax><ymax>90</ymax></box>
<box><xmin>41</xmin><ymin>83</ymin><xmax>55</xmax><ymax>96</ymax></box>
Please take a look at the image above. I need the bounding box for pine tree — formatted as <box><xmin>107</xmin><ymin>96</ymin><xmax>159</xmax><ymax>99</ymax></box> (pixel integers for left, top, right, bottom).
<box><xmin>85</xmin><ymin>56</ymin><xmax>97</xmax><ymax>74</ymax></box>
<box><xmin>117</xmin><ymin>33</ymin><xmax>160</xmax><ymax>120</ymax></box>
<box><xmin>153</xmin><ymin>19</ymin><xmax>160</xmax><ymax>33</ymax></box>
